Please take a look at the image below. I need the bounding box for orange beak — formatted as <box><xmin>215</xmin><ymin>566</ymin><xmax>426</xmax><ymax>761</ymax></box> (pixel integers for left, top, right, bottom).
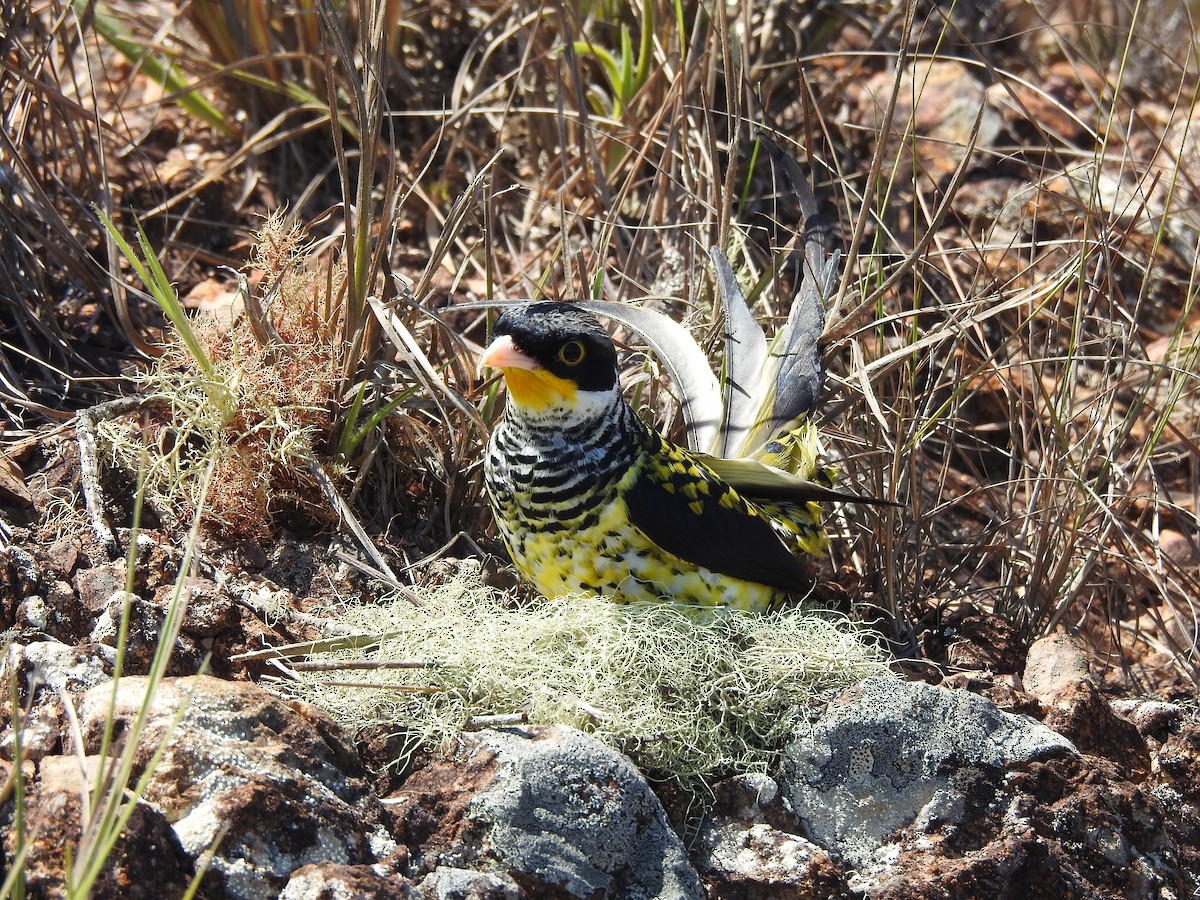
<box><xmin>478</xmin><ymin>335</ymin><xmax>538</xmax><ymax>376</ymax></box>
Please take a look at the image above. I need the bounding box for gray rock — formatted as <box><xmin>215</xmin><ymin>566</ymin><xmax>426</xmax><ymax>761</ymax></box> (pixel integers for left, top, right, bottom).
<box><xmin>692</xmin><ymin>773</ymin><xmax>849</xmax><ymax>895</ymax></box>
<box><xmin>14</xmin><ymin>639</ymin><xmax>115</xmax><ymax>694</ymax></box>
<box><xmin>281</xmin><ymin>862</ymin><xmax>416</xmax><ymax>898</ymax></box>
<box><xmin>780</xmin><ymin>676</ymin><xmax>1076</xmax><ymax>871</ymax></box>
<box><xmin>420</xmin><ymin>866</ymin><xmax>521</xmax><ymax>899</ymax></box>
<box><xmin>695</xmin><ymin>819</ymin><xmax>832</xmax><ymax>889</ymax></box>
<box><xmin>467</xmin><ymin>726</ymin><xmax>704</xmax><ymax>900</ymax></box>
<box><xmin>1111</xmin><ymin>698</ymin><xmax>1183</xmax><ymax>739</ymax></box>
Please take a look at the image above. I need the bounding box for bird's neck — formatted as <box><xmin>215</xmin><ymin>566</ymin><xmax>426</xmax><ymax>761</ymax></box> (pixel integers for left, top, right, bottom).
<box><xmin>501</xmin><ymin>387</ymin><xmax>647</xmax><ymax>455</ymax></box>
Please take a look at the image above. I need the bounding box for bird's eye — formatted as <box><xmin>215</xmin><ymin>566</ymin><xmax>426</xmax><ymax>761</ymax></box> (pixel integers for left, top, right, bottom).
<box><xmin>557</xmin><ymin>340</ymin><xmax>586</xmax><ymax>365</ymax></box>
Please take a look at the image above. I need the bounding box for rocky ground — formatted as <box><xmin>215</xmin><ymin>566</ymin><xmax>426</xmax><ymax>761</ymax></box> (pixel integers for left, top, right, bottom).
<box><xmin>2</xmin><ymin>432</ymin><xmax>1198</xmax><ymax>899</ymax></box>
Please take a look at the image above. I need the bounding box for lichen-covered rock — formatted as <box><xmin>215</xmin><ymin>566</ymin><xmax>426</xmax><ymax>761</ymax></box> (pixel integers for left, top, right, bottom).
<box><xmin>280</xmin><ymin>862</ymin><xmax>416</xmax><ymax>898</ymax></box>
<box><xmin>693</xmin><ymin>773</ymin><xmax>849</xmax><ymax>899</ymax></box>
<box><xmin>778</xmin><ymin>675</ymin><xmax>1198</xmax><ymax>899</ymax></box>
<box><xmin>72</xmin><ymin>675</ymin><xmax>397</xmax><ymax>900</ymax></box>
<box><xmin>7</xmin><ymin>776</ymin><xmax>195</xmax><ymax>899</ymax></box>
<box><xmin>392</xmin><ymin>725</ymin><xmax>703</xmax><ymax>899</ymax></box>
<box><xmin>419</xmin><ymin>866</ymin><xmax>521</xmax><ymax>899</ymax></box>
<box><xmin>779</xmin><ymin>677</ymin><xmax>1076</xmax><ymax>871</ymax></box>
<box><xmin>14</xmin><ymin>638</ymin><xmax>115</xmax><ymax>695</ymax></box>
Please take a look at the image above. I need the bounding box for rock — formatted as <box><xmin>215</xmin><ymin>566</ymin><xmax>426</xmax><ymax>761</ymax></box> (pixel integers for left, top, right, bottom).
<box><xmin>393</xmin><ymin>724</ymin><xmax>704</xmax><ymax>899</ymax></box>
<box><xmin>1111</xmin><ymin>699</ymin><xmax>1183</xmax><ymax>741</ymax></box>
<box><xmin>281</xmin><ymin>862</ymin><xmax>416</xmax><ymax>898</ymax></box>
<box><xmin>695</xmin><ymin>819</ymin><xmax>846</xmax><ymax>899</ymax></box>
<box><xmin>9</xmin><ymin>773</ymin><xmax>194</xmax><ymax>898</ymax></box>
<box><xmin>22</xmin><ymin>577</ymin><xmax>90</xmax><ymax>639</ymax></box>
<box><xmin>1</xmin><ymin>640</ymin><xmax>114</xmax><ymax>761</ymax></box>
<box><xmin>167</xmin><ymin>577</ymin><xmax>238</xmax><ymax>637</ymax></box>
<box><xmin>858</xmin><ymin>60</ymin><xmax>1004</xmax><ymax>185</ymax></box>
<box><xmin>44</xmin><ymin>538</ymin><xmax>80</xmax><ymax>577</ymax></box>
<box><xmin>88</xmin><ymin>592</ymin><xmax>163</xmax><ymax>660</ymax></box>
<box><xmin>36</xmin><ymin>753</ymin><xmax>103</xmax><ymax>793</ymax></box>
<box><xmin>950</xmin><ymin>175</ymin><xmax>1035</xmax><ymax>234</ymax></box>
<box><xmin>1156</xmin><ymin>528</ymin><xmax>1199</xmax><ymax>569</ymax></box>
<box><xmin>693</xmin><ymin>773</ymin><xmax>849</xmax><ymax>898</ymax></box>
<box><xmin>927</xmin><ymin>604</ymin><xmax>1027</xmax><ymax>675</ymax></box>
<box><xmin>1041</xmin><ymin>681</ymin><xmax>1150</xmax><ymax>778</ymax></box>
<box><xmin>1154</xmin><ymin>720</ymin><xmax>1200</xmax><ymax>882</ymax></box>
<box><xmin>74</xmin><ymin>561</ymin><xmax>127</xmax><ymax>615</ymax></box>
<box><xmin>15</xmin><ymin>639</ymin><xmax>115</xmax><ymax>694</ymax></box>
<box><xmin>777</xmin><ymin>676</ymin><xmax>1197</xmax><ymax>898</ymax></box>
<box><xmin>1023</xmin><ymin>633</ymin><xmax>1092</xmax><ymax>705</ymax></box>
<box><xmin>419</xmin><ymin>866</ymin><xmax>521</xmax><ymax>899</ymax></box>
<box><xmin>73</xmin><ymin>675</ymin><xmax>394</xmax><ymax>900</ymax></box>
<box><xmin>986</xmin><ymin>77</ymin><xmax>1089</xmax><ymax>142</ymax></box>
<box><xmin>779</xmin><ymin>677</ymin><xmax>1075</xmax><ymax>873</ymax></box>
<box><xmin>0</xmin><ymin>700</ymin><xmax>62</xmax><ymax>761</ymax></box>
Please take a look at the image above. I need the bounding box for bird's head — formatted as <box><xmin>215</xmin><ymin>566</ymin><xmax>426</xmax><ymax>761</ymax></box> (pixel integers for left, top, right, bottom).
<box><xmin>479</xmin><ymin>302</ymin><xmax>619</xmax><ymax>420</ymax></box>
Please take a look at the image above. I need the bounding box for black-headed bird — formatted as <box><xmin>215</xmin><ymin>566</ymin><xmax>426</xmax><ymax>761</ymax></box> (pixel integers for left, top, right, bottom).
<box><xmin>479</xmin><ymin>300</ymin><xmax>880</xmax><ymax>613</ymax></box>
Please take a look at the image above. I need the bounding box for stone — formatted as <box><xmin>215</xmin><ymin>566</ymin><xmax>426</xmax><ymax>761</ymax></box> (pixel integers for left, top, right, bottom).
<box><xmin>393</xmin><ymin>724</ymin><xmax>703</xmax><ymax>899</ymax></box>
<box><xmin>695</xmin><ymin>819</ymin><xmax>846</xmax><ymax>899</ymax></box>
<box><xmin>169</xmin><ymin>577</ymin><xmax>238</xmax><ymax>637</ymax></box>
<box><xmin>15</xmin><ymin>639</ymin><xmax>115</xmax><ymax>695</ymax></box>
<box><xmin>1111</xmin><ymin>698</ymin><xmax>1183</xmax><ymax>741</ymax></box>
<box><xmin>1041</xmin><ymin>681</ymin><xmax>1150</xmax><ymax>778</ymax></box>
<box><xmin>859</xmin><ymin>60</ymin><xmax>1004</xmax><ymax>185</ymax></box>
<box><xmin>779</xmin><ymin>677</ymin><xmax>1075</xmax><ymax>872</ymax></box>
<box><xmin>74</xmin><ymin>675</ymin><xmax>394</xmax><ymax>900</ymax></box>
<box><xmin>693</xmin><ymin>773</ymin><xmax>849</xmax><ymax>898</ymax></box>
<box><xmin>9</xmin><ymin>774</ymin><xmax>194</xmax><ymax>898</ymax></box>
<box><xmin>1024</xmin><ymin>633</ymin><xmax>1092</xmax><ymax>705</ymax></box>
<box><xmin>44</xmin><ymin>539</ymin><xmax>80</xmax><ymax>577</ymax></box>
<box><xmin>419</xmin><ymin>866</ymin><xmax>521</xmax><ymax>899</ymax></box>
<box><xmin>281</xmin><ymin>862</ymin><xmax>416</xmax><ymax>898</ymax></box>
<box><xmin>74</xmin><ymin>562</ymin><xmax>128</xmax><ymax>615</ymax></box>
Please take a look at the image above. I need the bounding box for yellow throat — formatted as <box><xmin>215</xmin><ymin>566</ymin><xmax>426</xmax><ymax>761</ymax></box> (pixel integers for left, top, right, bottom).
<box><xmin>501</xmin><ymin>367</ymin><xmax>578</xmax><ymax>411</ymax></box>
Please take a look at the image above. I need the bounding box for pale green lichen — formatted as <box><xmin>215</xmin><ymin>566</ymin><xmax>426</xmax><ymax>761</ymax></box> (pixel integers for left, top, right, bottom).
<box><xmin>274</xmin><ymin>560</ymin><xmax>891</xmax><ymax>781</ymax></box>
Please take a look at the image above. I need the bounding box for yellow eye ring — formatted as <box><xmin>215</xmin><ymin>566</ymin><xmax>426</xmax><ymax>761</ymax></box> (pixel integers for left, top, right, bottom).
<box><xmin>557</xmin><ymin>340</ymin><xmax>586</xmax><ymax>365</ymax></box>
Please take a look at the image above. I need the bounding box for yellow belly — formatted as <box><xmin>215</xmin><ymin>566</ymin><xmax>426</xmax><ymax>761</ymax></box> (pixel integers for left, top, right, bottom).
<box><xmin>496</xmin><ymin>482</ymin><xmax>783</xmax><ymax>613</ymax></box>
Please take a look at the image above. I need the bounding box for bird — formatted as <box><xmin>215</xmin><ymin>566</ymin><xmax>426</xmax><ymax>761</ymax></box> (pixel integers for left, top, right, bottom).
<box><xmin>479</xmin><ymin>300</ymin><xmax>866</xmax><ymax>613</ymax></box>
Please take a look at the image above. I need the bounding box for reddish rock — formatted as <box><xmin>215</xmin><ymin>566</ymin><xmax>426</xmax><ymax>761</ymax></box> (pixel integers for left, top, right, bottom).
<box><xmin>10</xmin><ymin>777</ymin><xmax>194</xmax><ymax>899</ymax></box>
<box><xmin>867</xmin><ymin>750</ymin><xmax>1187</xmax><ymax>899</ymax></box>
<box><xmin>1024</xmin><ymin>633</ymin><xmax>1092</xmax><ymax>705</ymax></box>
<box><xmin>1041</xmin><ymin>680</ymin><xmax>1150</xmax><ymax>779</ymax></box>
<box><xmin>857</xmin><ymin>60</ymin><xmax>1004</xmax><ymax>186</ymax></box>
<box><xmin>161</xmin><ymin>577</ymin><xmax>238</xmax><ymax>638</ymax></box>
<box><xmin>73</xmin><ymin>676</ymin><xmax>392</xmax><ymax>900</ymax></box>
<box><xmin>74</xmin><ymin>562</ymin><xmax>128</xmax><ymax>615</ymax></box>
<box><xmin>1153</xmin><ymin>721</ymin><xmax>1200</xmax><ymax>880</ymax></box>
<box><xmin>44</xmin><ymin>539</ymin><xmax>81</xmax><ymax>578</ymax></box>
<box><xmin>923</xmin><ymin>605</ymin><xmax>1027</xmax><ymax>676</ymax></box>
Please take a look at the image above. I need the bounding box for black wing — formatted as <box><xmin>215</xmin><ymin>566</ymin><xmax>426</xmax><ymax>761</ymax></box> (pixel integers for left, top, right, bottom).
<box><xmin>622</xmin><ymin>443</ymin><xmax>817</xmax><ymax>595</ymax></box>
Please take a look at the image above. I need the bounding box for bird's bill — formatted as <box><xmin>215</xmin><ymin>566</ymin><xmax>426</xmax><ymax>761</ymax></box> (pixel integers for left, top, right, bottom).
<box><xmin>479</xmin><ymin>335</ymin><xmax>577</xmax><ymax>410</ymax></box>
<box><xmin>478</xmin><ymin>335</ymin><xmax>536</xmax><ymax>373</ymax></box>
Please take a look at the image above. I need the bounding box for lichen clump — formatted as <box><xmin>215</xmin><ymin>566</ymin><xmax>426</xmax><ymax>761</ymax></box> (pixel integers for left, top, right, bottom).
<box><xmin>276</xmin><ymin>560</ymin><xmax>891</xmax><ymax>780</ymax></box>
